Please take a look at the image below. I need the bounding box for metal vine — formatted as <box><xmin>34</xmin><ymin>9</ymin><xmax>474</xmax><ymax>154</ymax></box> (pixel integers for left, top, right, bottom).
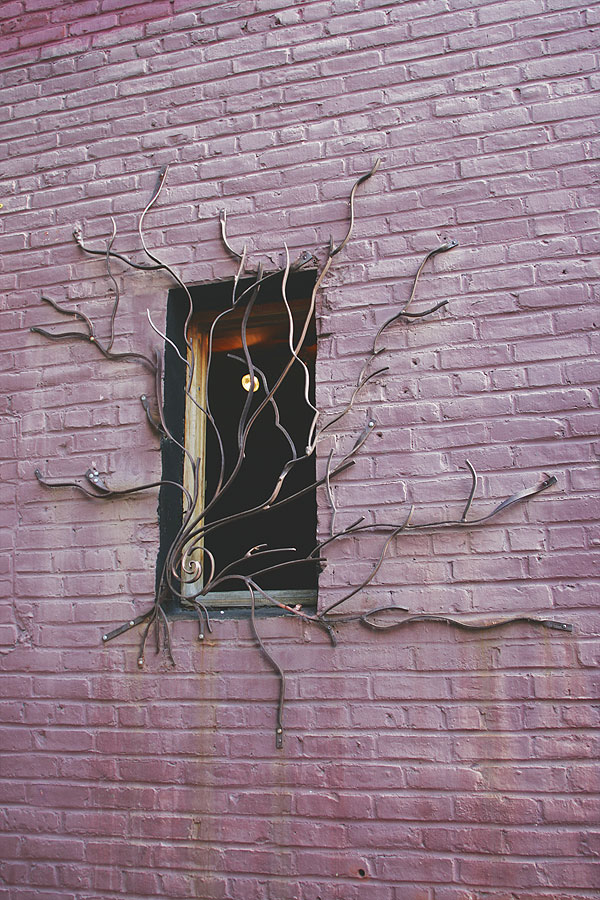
<box><xmin>32</xmin><ymin>160</ymin><xmax>571</xmax><ymax>748</ymax></box>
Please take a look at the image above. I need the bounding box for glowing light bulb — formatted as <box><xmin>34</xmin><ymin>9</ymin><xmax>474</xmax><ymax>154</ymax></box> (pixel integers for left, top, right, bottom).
<box><xmin>241</xmin><ymin>373</ymin><xmax>259</xmax><ymax>392</ymax></box>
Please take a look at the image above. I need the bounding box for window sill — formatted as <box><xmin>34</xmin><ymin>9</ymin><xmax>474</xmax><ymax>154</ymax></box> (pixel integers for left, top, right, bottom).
<box><xmin>172</xmin><ymin>588</ymin><xmax>317</xmax><ymax>619</ymax></box>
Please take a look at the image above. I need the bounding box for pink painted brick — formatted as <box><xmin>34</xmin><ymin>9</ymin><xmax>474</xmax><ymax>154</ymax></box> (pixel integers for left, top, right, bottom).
<box><xmin>1</xmin><ymin>1</ymin><xmax>599</xmax><ymax>898</ymax></box>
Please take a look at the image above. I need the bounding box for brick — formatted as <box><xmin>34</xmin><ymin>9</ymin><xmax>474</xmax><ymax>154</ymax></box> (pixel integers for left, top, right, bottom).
<box><xmin>458</xmin><ymin>858</ymin><xmax>543</xmax><ymax>888</ymax></box>
<box><xmin>539</xmin><ymin>860</ymin><xmax>600</xmax><ymax>890</ymax></box>
<box><xmin>423</xmin><ymin>824</ymin><xmax>505</xmax><ymax>854</ymax></box>
<box><xmin>405</xmin><ymin>765</ymin><xmax>482</xmax><ymax>791</ymax></box>
<box><xmin>457</xmin><ymin>196</ymin><xmax>525</xmax><ymax>223</ymax></box>
<box><xmin>376</xmin><ymin>794</ymin><xmax>452</xmax><ymax>821</ymax></box>
<box><xmin>533</xmin><ymin>93</ymin><xmax>600</xmax><ymax>123</ymax></box>
<box><xmin>478</xmin><ymin>0</ymin><xmax>544</xmax><ymax>24</ymax></box>
<box><xmin>2</xmin><ymin>4</ymin><xmax>600</xmax><ymax>899</ymax></box>
<box><xmin>381</xmin><ymin>852</ymin><xmax>453</xmax><ymax>882</ymax></box>
<box><xmin>455</xmin><ymin>795</ymin><xmax>539</xmax><ymax>825</ymax></box>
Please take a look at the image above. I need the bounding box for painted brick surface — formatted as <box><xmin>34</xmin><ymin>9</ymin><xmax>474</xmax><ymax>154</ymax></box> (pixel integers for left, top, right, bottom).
<box><xmin>1</xmin><ymin>1</ymin><xmax>599</xmax><ymax>898</ymax></box>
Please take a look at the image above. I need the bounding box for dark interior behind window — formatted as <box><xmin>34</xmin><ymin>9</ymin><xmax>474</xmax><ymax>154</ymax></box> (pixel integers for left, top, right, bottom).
<box><xmin>159</xmin><ymin>269</ymin><xmax>318</xmax><ymax>611</ymax></box>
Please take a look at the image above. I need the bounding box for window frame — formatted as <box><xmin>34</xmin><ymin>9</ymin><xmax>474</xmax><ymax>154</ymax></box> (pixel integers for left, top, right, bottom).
<box><xmin>158</xmin><ymin>269</ymin><xmax>319</xmax><ymax>615</ymax></box>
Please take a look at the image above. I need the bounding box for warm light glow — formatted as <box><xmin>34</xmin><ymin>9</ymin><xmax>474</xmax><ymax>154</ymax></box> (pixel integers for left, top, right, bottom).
<box><xmin>241</xmin><ymin>373</ymin><xmax>259</xmax><ymax>392</ymax></box>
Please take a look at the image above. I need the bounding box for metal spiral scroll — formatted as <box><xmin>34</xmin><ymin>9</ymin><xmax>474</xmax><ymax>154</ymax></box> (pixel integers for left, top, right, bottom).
<box><xmin>32</xmin><ymin>159</ymin><xmax>571</xmax><ymax>748</ymax></box>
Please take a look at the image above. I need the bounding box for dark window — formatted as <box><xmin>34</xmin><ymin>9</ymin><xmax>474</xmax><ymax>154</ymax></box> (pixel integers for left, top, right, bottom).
<box><xmin>159</xmin><ymin>269</ymin><xmax>318</xmax><ymax>611</ymax></box>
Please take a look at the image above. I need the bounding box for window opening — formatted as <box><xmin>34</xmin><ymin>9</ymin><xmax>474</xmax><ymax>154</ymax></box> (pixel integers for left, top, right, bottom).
<box><xmin>159</xmin><ymin>268</ymin><xmax>318</xmax><ymax>610</ymax></box>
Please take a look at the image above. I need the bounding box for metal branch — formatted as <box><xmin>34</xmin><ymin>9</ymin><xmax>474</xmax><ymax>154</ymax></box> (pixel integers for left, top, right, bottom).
<box><xmin>227</xmin><ymin>354</ymin><xmax>298</xmax><ymax>460</ymax></box>
<box><xmin>410</xmin><ymin>473</ymin><xmax>558</xmax><ymax>530</ymax></box>
<box><xmin>314</xmin><ymin>473</ymin><xmax>558</xmax><ymax>543</ymax></box>
<box><xmin>345</xmin><ymin>413</ymin><xmax>376</xmax><ymax>460</ymax></box>
<box><xmin>38</xmin><ymin>293</ymin><xmax>95</xmax><ymax>330</ymax></box>
<box><xmin>319</xmin><ymin>505</ymin><xmax>415</xmax><ymax>617</ymax></box>
<box><xmin>180</xmin><ymin>597</ymin><xmax>213</xmax><ymax>640</ymax></box>
<box><xmin>73</xmin><ymin>226</ymin><xmax>162</xmax><ymax>271</ymax></box>
<box><xmin>31</xmin><ymin>295</ymin><xmax>157</xmax><ymax>371</ymax></box>
<box><xmin>324</xmin><ymin>415</ymin><xmax>375</xmax><ymax>538</ymax></box>
<box><xmin>219</xmin><ymin>208</ymin><xmax>245</xmax><ymax>262</ymax></box>
<box><xmin>236</xmin><ymin>264</ymin><xmax>264</xmax><ymax>448</ymax></box>
<box><xmin>35</xmin><ymin>468</ymin><xmax>192</xmax><ymax>508</ymax></box>
<box><xmin>309</xmin><ymin>517</ymin><xmax>366</xmax><ymax>559</ymax></box>
<box><xmin>282</xmin><ymin>242</ymin><xmax>319</xmax><ymax>446</ymax></box>
<box><xmin>325</xmin><ymin>447</ymin><xmax>337</xmax><ymax>536</ymax></box>
<box><xmin>204</xmin><ymin>545</ymin><xmax>298</xmax><ymax>592</ymax></box>
<box><xmin>180</xmin><ymin>459</ymin><xmax>355</xmax><ymax>552</ymax></box>
<box><xmin>461</xmin><ymin>459</ymin><xmax>477</xmax><ymax>522</ymax></box>
<box><xmin>105</xmin><ymin>217</ymin><xmax>120</xmax><ymax>352</ymax></box>
<box><xmin>248</xmin><ymin>579</ymin><xmax>337</xmax><ymax>645</ymax></box>
<box><xmin>140</xmin><ymin>393</ymin><xmax>164</xmax><ymax>435</ymax></box>
<box><xmin>157</xmin><ymin>605</ymin><xmax>176</xmax><ymax>666</ymax></box>
<box><xmin>102</xmin><ymin>611</ymin><xmax>153</xmax><ymax>644</ymax></box>
<box><xmin>355</xmin><ymin>608</ymin><xmax>573</xmax><ymax>634</ymax></box>
<box><xmin>247</xmin><ymin>582</ymin><xmax>286</xmax><ymax>749</ymax></box>
<box><xmin>137</xmin><ymin>612</ymin><xmax>156</xmax><ymax>668</ymax></box>
<box><xmin>147</xmin><ymin>309</ymin><xmax>190</xmax><ymax>373</ymax></box>
<box><xmin>116</xmin><ymin>164</ymin><xmax>195</xmax><ymax>402</ymax></box>
<box><xmin>372</xmin><ymin>240</ymin><xmax>457</xmax><ymax>353</ymax></box>
<box><xmin>179</xmin><ymin>543</ymin><xmax>216</xmax><ymax>590</ymax></box>
<box><xmin>330</xmin><ymin>158</ymin><xmax>381</xmax><ymax>257</ymax></box>
<box><xmin>153</xmin><ymin>349</ymin><xmax>196</xmax><ymax>472</ymax></box>
<box><xmin>315</xmin><ymin>365</ymin><xmax>387</xmax><ymax>442</ymax></box>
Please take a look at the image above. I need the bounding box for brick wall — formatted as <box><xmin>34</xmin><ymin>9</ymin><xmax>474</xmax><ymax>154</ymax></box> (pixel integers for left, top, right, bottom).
<box><xmin>1</xmin><ymin>1</ymin><xmax>599</xmax><ymax>898</ymax></box>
